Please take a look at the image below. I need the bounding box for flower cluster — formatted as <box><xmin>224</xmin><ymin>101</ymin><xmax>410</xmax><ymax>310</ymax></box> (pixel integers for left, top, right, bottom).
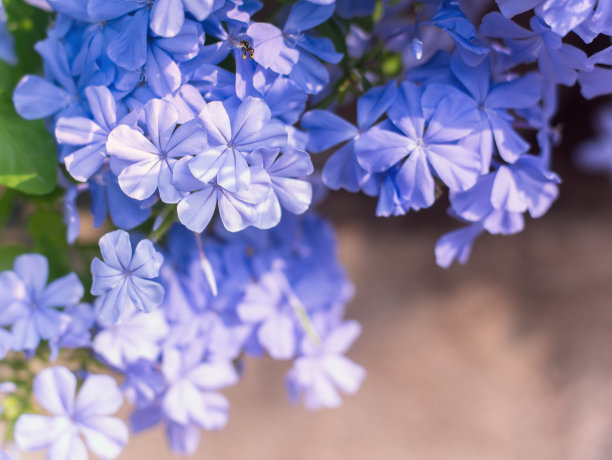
<box><xmin>302</xmin><ymin>0</ymin><xmax>612</xmax><ymax>268</ymax></box>
<box><xmin>1</xmin><ymin>0</ymin><xmax>611</xmax><ymax>459</ymax></box>
<box><xmin>0</xmin><ymin>212</ymin><xmax>361</xmax><ymax>458</ymax></box>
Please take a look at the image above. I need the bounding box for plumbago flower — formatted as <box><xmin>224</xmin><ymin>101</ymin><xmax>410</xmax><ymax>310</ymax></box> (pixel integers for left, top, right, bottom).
<box><xmin>56</xmin><ymin>86</ymin><xmax>129</xmax><ymax>182</ymax></box>
<box><xmin>479</xmin><ymin>13</ymin><xmax>587</xmax><ymax>86</ymax></box>
<box><xmin>127</xmin><ymin>343</ymin><xmax>240</xmax><ymax>456</ymax></box>
<box><xmin>91</xmin><ymin>230</ymin><xmax>165</xmax><ymax>324</ymax></box>
<box><xmin>355</xmin><ymin>81</ymin><xmax>482</xmax><ymax>214</ymax></box>
<box><xmin>436</xmin><ymin>155</ymin><xmax>561</xmax><ymax>267</ymax></box>
<box><xmin>189</xmin><ymin>97</ymin><xmax>286</xmax><ymax>193</ymax></box>
<box><xmin>287</xmin><ymin>319</ymin><xmax>365</xmax><ymax>410</ymax></box>
<box><xmin>92</xmin><ymin>307</ymin><xmax>169</xmax><ymax>370</ymax></box>
<box><xmin>421</xmin><ymin>54</ymin><xmax>542</xmax><ymax>172</ymax></box>
<box><xmin>247</xmin><ymin>0</ymin><xmax>342</xmax><ymax>93</ymax></box>
<box><xmin>302</xmin><ymin>81</ymin><xmax>398</xmax><ymax>195</ymax></box>
<box><xmin>495</xmin><ymin>0</ymin><xmax>611</xmax><ymax>38</ymax></box>
<box><xmin>14</xmin><ymin>366</ymin><xmax>128</xmax><ymax>460</ymax></box>
<box><xmin>0</xmin><ymin>254</ymin><xmax>83</xmax><ymax>352</ymax></box>
<box><xmin>173</xmin><ymin>96</ymin><xmax>313</xmax><ymax>233</ymax></box>
<box><xmin>107</xmin><ymin>98</ymin><xmax>207</xmax><ymax>204</ymax></box>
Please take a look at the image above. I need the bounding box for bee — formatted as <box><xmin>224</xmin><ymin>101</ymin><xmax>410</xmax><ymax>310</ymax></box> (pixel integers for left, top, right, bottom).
<box><xmin>239</xmin><ymin>39</ymin><xmax>255</xmax><ymax>60</ymax></box>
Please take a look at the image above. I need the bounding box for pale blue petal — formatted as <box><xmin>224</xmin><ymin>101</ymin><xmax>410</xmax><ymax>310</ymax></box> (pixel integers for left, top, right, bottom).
<box><xmin>33</xmin><ymin>367</ymin><xmax>76</xmax><ymax>416</ymax></box>
<box><xmin>129</xmin><ymin>239</ymin><xmax>163</xmax><ymax>278</ymax></box>
<box><xmin>79</xmin><ymin>417</ymin><xmax>129</xmax><ymax>460</ymax></box>
<box><xmin>150</xmin><ymin>0</ymin><xmax>184</xmax><ymax>38</ymax></box>
<box><xmin>247</xmin><ymin>23</ymin><xmax>299</xmax><ymax>75</ymax></box>
<box><xmin>40</xmin><ymin>273</ymin><xmax>84</xmax><ymax>309</ymax></box>
<box><xmin>301</xmin><ymin>110</ymin><xmax>358</xmax><ymax>152</ymax></box>
<box><xmin>74</xmin><ymin>375</ymin><xmax>123</xmax><ymax>420</ymax></box>
<box><xmin>177</xmin><ymin>186</ymin><xmax>218</xmax><ymax>232</ymax></box>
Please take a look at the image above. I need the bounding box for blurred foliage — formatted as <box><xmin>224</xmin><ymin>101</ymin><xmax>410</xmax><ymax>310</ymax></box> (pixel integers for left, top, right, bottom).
<box><xmin>27</xmin><ymin>209</ymin><xmax>71</xmax><ymax>278</ymax></box>
<box><xmin>0</xmin><ymin>0</ymin><xmax>57</xmax><ymax>195</ymax></box>
<box><xmin>3</xmin><ymin>0</ymin><xmax>52</xmax><ymax>75</ymax></box>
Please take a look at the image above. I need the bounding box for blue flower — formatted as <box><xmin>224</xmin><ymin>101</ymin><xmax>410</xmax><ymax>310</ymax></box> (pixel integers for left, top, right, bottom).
<box><xmin>431</xmin><ymin>0</ymin><xmax>490</xmax><ymax>66</ymax></box>
<box><xmin>14</xmin><ymin>366</ymin><xmax>128</xmax><ymax>460</ymax></box>
<box><xmin>91</xmin><ymin>230</ymin><xmax>165</xmax><ymax>325</ymax></box>
<box><xmin>93</xmin><ymin>308</ymin><xmax>169</xmax><ymax>370</ymax></box>
<box><xmin>160</xmin><ymin>344</ymin><xmax>239</xmax><ymax>430</ymax></box>
<box><xmin>107</xmin><ymin>99</ymin><xmax>207</xmax><ymax>203</ymax></box>
<box><xmin>356</xmin><ymin>81</ymin><xmax>482</xmax><ymax>211</ymax></box>
<box><xmin>435</xmin><ymin>223</ymin><xmax>484</xmax><ymax>268</ymax></box>
<box><xmin>238</xmin><ymin>269</ymin><xmax>302</xmax><ymax>360</ymax></box>
<box><xmin>247</xmin><ymin>1</ymin><xmax>342</xmax><ymax>94</ymax></box>
<box><xmin>86</xmin><ymin>0</ymin><xmax>193</xmax><ymax>73</ymax></box>
<box><xmin>286</xmin><ymin>320</ymin><xmax>365</xmax><ymax>410</ymax></box>
<box><xmin>495</xmin><ymin>0</ymin><xmax>600</xmax><ymax>38</ymax></box>
<box><xmin>49</xmin><ymin>303</ymin><xmax>96</xmax><ymax>362</ymax></box>
<box><xmin>449</xmin><ymin>155</ymin><xmax>560</xmax><ymax>235</ymax></box>
<box><xmin>56</xmin><ymin>86</ymin><xmax>128</xmax><ymax>182</ymax></box>
<box><xmin>89</xmin><ymin>168</ymin><xmax>153</xmax><ymax>231</ymax></box>
<box><xmin>189</xmin><ymin>97</ymin><xmax>287</xmax><ymax>193</ymax></box>
<box><xmin>247</xmin><ymin>147</ymin><xmax>314</xmax><ymax>215</ymax></box>
<box><xmin>423</xmin><ymin>54</ymin><xmax>542</xmax><ymax>171</ymax></box>
<box><xmin>0</xmin><ymin>254</ymin><xmax>84</xmax><ymax>352</ymax></box>
<box><xmin>578</xmin><ymin>46</ymin><xmax>612</xmax><ymax>99</ymax></box>
<box><xmin>13</xmin><ymin>38</ymin><xmax>81</xmax><ymax>120</ymax></box>
<box><xmin>480</xmin><ymin>13</ymin><xmax>587</xmax><ymax>86</ymax></box>
<box><xmin>174</xmin><ymin>158</ymin><xmax>279</xmax><ymax>233</ymax></box>
<box><xmin>302</xmin><ymin>81</ymin><xmax>397</xmax><ymax>195</ymax></box>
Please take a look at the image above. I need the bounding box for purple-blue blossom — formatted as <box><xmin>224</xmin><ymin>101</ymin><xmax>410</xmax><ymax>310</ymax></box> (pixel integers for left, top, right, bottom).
<box><xmin>287</xmin><ymin>319</ymin><xmax>365</xmax><ymax>410</ymax></box>
<box><xmin>355</xmin><ymin>81</ymin><xmax>482</xmax><ymax>212</ymax></box>
<box><xmin>422</xmin><ymin>54</ymin><xmax>541</xmax><ymax>171</ymax></box>
<box><xmin>56</xmin><ymin>86</ymin><xmax>128</xmax><ymax>182</ymax></box>
<box><xmin>14</xmin><ymin>366</ymin><xmax>128</xmax><ymax>460</ymax></box>
<box><xmin>91</xmin><ymin>230</ymin><xmax>165</xmax><ymax>324</ymax></box>
<box><xmin>107</xmin><ymin>98</ymin><xmax>207</xmax><ymax>203</ymax></box>
<box><xmin>93</xmin><ymin>308</ymin><xmax>169</xmax><ymax>370</ymax></box>
<box><xmin>0</xmin><ymin>254</ymin><xmax>83</xmax><ymax>352</ymax></box>
<box><xmin>479</xmin><ymin>13</ymin><xmax>587</xmax><ymax>86</ymax></box>
<box><xmin>247</xmin><ymin>1</ymin><xmax>342</xmax><ymax>94</ymax></box>
<box><xmin>302</xmin><ymin>81</ymin><xmax>397</xmax><ymax>195</ymax></box>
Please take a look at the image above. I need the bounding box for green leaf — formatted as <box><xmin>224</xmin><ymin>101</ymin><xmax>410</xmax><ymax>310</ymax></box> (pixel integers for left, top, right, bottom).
<box><xmin>0</xmin><ymin>188</ymin><xmax>17</xmax><ymax>231</ymax></box>
<box><xmin>3</xmin><ymin>0</ymin><xmax>53</xmax><ymax>75</ymax></box>
<box><xmin>0</xmin><ymin>1</ymin><xmax>57</xmax><ymax>196</ymax></box>
<box><xmin>0</xmin><ymin>92</ymin><xmax>57</xmax><ymax>195</ymax></box>
<box><xmin>0</xmin><ymin>62</ymin><xmax>19</xmax><ymax>94</ymax></box>
<box><xmin>0</xmin><ymin>245</ymin><xmax>27</xmax><ymax>271</ymax></box>
<box><xmin>28</xmin><ymin>209</ymin><xmax>70</xmax><ymax>278</ymax></box>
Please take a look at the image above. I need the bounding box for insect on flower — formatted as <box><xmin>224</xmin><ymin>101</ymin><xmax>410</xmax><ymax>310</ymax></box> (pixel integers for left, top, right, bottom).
<box><xmin>239</xmin><ymin>39</ymin><xmax>255</xmax><ymax>60</ymax></box>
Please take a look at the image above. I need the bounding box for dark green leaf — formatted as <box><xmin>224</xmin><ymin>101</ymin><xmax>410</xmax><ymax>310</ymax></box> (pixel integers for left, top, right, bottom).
<box><xmin>0</xmin><ymin>188</ymin><xmax>16</xmax><ymax>231</ymax></box>
<box><xmin>28</xmin><ymin>209</ymin><xmax>70</xmax><ymax>278</ymax></box>
<box><xmin>3</xmin><ymin>0</ymin><xmax>53</xmax><ymax>75</ymax></box>
<box><xmin>0</xmin><ymin>93</ymin><xmax>57</xmax><ymax>195</ymax></box>
<box><xmin>0</xmin><ymin>245</ymin><xmax>27</xmax><ymax>271</ymax></box>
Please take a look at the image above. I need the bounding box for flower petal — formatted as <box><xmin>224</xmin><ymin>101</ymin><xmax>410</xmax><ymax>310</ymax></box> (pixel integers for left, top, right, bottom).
<box><xmin>33</xmin><ymin>366</ymin><xmax>76</xmax><ymax>416</ymax></box>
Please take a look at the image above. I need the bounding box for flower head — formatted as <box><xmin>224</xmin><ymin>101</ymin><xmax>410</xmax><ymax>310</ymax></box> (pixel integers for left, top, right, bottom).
<box><xmin>91</xmin><ymin>230</ymin><xmax>165</xmax><ymax>324</ymax></box>
<box><xmin>15</xmin><ymin>366</ymin><xmax>128</xmax><ymax>460</ymax></box>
